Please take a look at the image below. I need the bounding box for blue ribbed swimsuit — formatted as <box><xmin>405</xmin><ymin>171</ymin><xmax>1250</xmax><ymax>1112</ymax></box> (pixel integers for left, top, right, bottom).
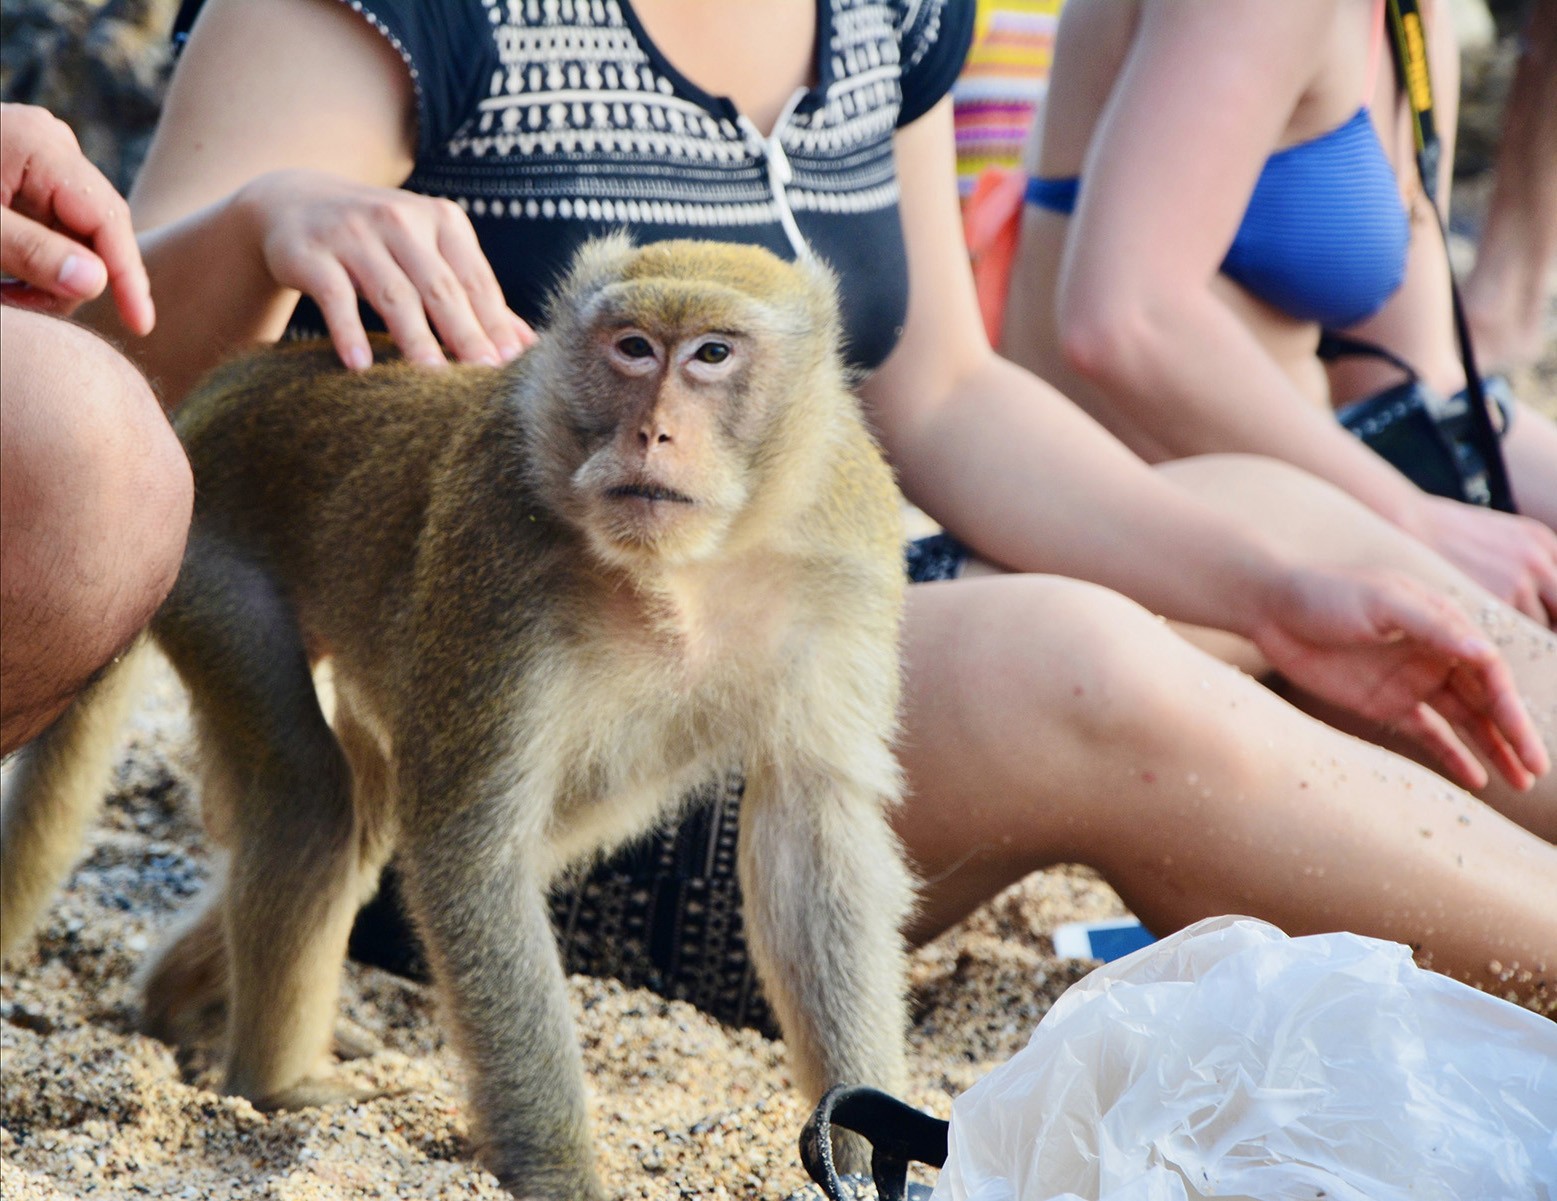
<box><xmin>1027</xmin><ymin>107</ymin><xmax>1410</xmax><ymax>329</ymax></box>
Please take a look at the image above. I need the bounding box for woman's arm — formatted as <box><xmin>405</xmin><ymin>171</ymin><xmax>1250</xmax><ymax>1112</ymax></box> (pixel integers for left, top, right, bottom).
<box><xmin>82</xmin><ymin>0</ymin><xmax>528</xmax><ymax>406</ymax></box>
<box><xmin>864</xmin><ymin>100</ymin><xmax>1546</xmax><ymax>789</ymax></box>
<box><xmin>869</xmin><ymin>101</ymin><xmax>1306</xmax><ymax>634</ymax></box>
<box><xmin>1035</xmin><ymin>0</ymin><xmax>1557</xmax><ymax>621</ymax></box>
<box><xmin>1046</xmin><ymin>1</ymin><xmax>1438</xmax><ymax>521</ymax></box>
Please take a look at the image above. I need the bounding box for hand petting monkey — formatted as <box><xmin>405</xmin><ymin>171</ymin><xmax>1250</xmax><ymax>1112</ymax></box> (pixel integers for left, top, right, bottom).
<box><xmin>0</xmin><ymin>237</ymin><xmax>912</xmax><ymax>1201</ymax></box>
<box><xmin>234</xmin><ymin>167</ymin><xmax>535</xmax><ymax>371</ymax></box>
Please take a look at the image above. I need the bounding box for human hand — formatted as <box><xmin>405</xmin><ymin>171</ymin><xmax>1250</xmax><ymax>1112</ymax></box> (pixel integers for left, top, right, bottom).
<box><xmin>235</xmin><ymin>169</ymin><xmax>534</xmax><ymax>371</ymax></box>
<box><xmin>1251</xmin><ymin>565</ymin><xmax>1550</xmax><ymax>792</ymax></box>
<box><xmin>0</xmin><ymin>104</ymin><xmax>153</xmax><ymax>334</ymax></box>
<box><xmin>1413</xmin><ymin>495</ymin><xmax>1557</xmax><ymax>627</ymax></box>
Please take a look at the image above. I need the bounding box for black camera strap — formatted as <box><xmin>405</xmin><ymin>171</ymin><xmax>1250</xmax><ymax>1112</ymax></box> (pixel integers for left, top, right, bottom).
<box><xmin>1385</xmin><ymin>0</ymin><xmax>1518</xmax><ymax>512</ymax></box>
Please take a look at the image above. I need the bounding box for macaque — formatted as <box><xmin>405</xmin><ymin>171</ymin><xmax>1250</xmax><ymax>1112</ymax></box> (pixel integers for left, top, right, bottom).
<box><xmin>0</xmin><ymin>237</ymin><xmax>913</xmax><ymax>1199</ymax></box>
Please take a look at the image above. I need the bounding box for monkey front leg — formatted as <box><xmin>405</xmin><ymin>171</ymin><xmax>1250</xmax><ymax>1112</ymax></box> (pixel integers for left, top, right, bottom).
<box><xmin>400</xmin><ymin>798</ymin><xmax>604</xmax><ymax>1201</ymax></box>
<box><xmin>737</xmin><ymin>760</ymin><xmax>913</xmax><ymax>1111</ymax></box>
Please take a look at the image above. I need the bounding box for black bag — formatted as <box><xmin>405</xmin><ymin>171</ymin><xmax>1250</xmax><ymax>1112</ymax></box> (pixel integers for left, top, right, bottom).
<box><xmin>1327</xmin><ymin>333</ymin><xmax>1513</xmax><ymax>508</ymax></box>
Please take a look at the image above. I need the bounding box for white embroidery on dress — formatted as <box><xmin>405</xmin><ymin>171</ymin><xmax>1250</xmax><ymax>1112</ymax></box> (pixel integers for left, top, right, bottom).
<box><xmin>413</xmin><ymin>0</ymin><xmax>923</xmax><ymax>222</ymax></box>
<box><xmin>340</xmin><ymin>0</ymin><xmax>422</xmax><ymax>101</ymax></box>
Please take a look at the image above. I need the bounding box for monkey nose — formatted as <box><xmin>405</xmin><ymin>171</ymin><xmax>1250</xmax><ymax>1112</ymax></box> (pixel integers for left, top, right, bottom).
<box><xmin>637</xmin><ymin>425</ymin><xmax>674</xmax><ymax>451</ymax></box>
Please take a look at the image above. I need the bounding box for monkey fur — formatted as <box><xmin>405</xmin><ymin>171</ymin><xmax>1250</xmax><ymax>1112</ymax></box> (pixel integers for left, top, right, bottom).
<box><xmin>0</xmin><ymin>237</ymin><xmax>913</xmax><ymax>1199</ymax></box>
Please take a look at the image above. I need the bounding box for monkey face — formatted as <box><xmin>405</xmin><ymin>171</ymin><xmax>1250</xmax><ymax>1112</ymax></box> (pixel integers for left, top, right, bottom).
<box><xmin>528</xmin><ymin>238</ymin><xmax>846</xmax><ymax>574</ymax></box>
<box><xmin>567</xmin><ymin>313</ymin><xmax>756</xmax><ymax>569</ymax></box>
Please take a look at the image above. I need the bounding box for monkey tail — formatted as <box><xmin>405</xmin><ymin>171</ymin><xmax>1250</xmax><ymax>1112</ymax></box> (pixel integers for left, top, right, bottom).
<box><xmin>0</xmin><ymin>639</ymin><xmax>150</xmax><ymax>960</ymax></box>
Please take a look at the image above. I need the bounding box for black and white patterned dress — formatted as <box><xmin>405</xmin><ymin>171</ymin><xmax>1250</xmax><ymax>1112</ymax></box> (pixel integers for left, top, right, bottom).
<box><xmin>177</xmin><ymin>0</ymin><xmax>976</xmax><ymax>1027</ymax></box>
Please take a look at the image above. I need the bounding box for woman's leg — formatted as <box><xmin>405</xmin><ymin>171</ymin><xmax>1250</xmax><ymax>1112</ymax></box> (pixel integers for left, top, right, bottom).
<box><xmin>1503</xmin><ymin>403</ymin><xmax>1557</xmax><ymax>532</ymax></box>
<box><xmin>1157</xmin><ymin>453</ymin><xmax>1557</xmax><ymax>839</ymax></box>
<box><xmin>895</xmin><ymin>575</ymin><xmax>1557</xmax><ymax>1009</ymax></box>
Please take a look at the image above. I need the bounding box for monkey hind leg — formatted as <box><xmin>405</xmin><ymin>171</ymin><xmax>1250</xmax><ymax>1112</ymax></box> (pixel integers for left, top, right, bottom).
<box><xmin>1</xmin><ymin>640</ymin><xmax>151</xmax><ymax>960</ymax></box>
<box><xmin>140</xmin><ymin>877</ymin><xmax>386</xmax><ymax>1073</ymax></box>
<box><xmin>140</xmin><ymin>884</ymin><xmax>229</xmax><ymax>1058</ymax></box>
<box><xmin>207</xmin><ymin>709</ymin><xmax>375</xmax><ymax>1108</ymax></box>
<box><xmin>155</xmin><ymin>540</ymin><xmax>375</xmax><ymax>1109</ymax></box>
<box><xmin>316</xmin><ymin>695</ymin><xmax>396</xmax><ymax>1070</ymax></box>
<box><xmin>330</xmin><ymin>1017</ymin><xmax>384</xmax><ymax>1061</ymax></box>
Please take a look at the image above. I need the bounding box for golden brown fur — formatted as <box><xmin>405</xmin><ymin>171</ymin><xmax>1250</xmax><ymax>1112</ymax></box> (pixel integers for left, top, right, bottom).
<box><xmin>0</xmin><ymin>237</ymin><xmax>912</xmax><ymax>1200</ymax></box>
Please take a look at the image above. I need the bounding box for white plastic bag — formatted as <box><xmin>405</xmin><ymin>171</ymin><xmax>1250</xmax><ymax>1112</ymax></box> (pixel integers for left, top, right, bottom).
<box><xmin>930</xmin><ymin>917</ymin><xmax>1557</xmax><ymax>1201</ymax></box>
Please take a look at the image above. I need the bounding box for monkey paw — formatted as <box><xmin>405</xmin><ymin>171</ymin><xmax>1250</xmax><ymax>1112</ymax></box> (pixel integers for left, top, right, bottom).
<box><xmin>251</xmin><ymin>1075</ymin><xmax>397</xmax><ymax>1112</ymax></box>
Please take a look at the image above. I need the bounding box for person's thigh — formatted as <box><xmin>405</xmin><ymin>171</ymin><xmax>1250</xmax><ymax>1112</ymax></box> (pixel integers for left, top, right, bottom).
<box><xmin>0</xmin><ymin>307</ymin><xmax>191</xmax><ymax>752</ymax></box>
<box><xmin>1504</xmin><ymin>402</ymin><xmax>1557</xmax><ymax>531</ymax></box>
<box><xmin>893</xmin><ymin>571</ymin><xmax>1557</xmax><ymax>1003</ymax></box>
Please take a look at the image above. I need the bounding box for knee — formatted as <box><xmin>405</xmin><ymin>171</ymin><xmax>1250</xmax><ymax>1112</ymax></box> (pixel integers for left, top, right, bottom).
<box><xmin>77</xmin><ymin>320</ymin><xmax>191</xmax><ymax>555</ymax></box>
<box><xmin>968</xmin><ymin>577</ymin><xmax>1264</xmax><ymax>775</ymax></box>
<box><xmin>918</xmin><ymin>575</ymin><xmax>1194</xmax><ymax>754</ymax></box>
<box><xmin>1020</xmin><ymin>581</ymin><xmax>1208</xmax><ymax>755</ymax></box>
<box><xmin>7</xmin><ymin>316</ymin><xmax>190</xmax><ymax>585</ymax></box>
<box><xmin>103</xmin><ymin>363</ymin><xmax>194</xmax><ymax>617</ymax></box>
<box><xmin>979</xmin><ymin>580</ymin><xmax>1274</xmax><ymax>847</ymax></box>
<box><xmin>1</xmin><ymin>313</ymin><xmax>192</xmax><ymax>700</ymax></box>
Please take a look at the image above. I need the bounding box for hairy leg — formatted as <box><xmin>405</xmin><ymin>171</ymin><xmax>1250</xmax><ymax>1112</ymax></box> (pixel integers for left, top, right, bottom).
<box><xmin>140</xmin><ymin>884</ymin><xmax>229</xmax><ymax>1055</ymax></box>
<box><xmin>1158</xmin><ymin>453</ymin><xmax>1557</xmax><ymax>839</ymax></box>
<box><xmin>0</xmin><ymin>307</ymin><xmax>191</xmax><ymax>755</ymax></box>
<box><xmin>895</xmin><ymin>575</ymin><xmax>1557</xmax><ymax>1008</ymax></box>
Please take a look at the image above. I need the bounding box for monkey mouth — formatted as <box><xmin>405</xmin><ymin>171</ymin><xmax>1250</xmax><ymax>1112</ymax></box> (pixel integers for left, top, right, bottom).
<box><xmin>605</xmin><ymin>483</ymin><xmax>696</xmax><ymax>506</ymax></box>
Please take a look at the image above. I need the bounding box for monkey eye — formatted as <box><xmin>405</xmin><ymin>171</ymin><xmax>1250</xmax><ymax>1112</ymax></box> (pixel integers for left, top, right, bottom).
<box><xmin>693</xmin><ymin>341</ymin><xmax>731</xmax><ymax>365</ymax></box>
<box><xmin>616</xmin><ymin>334</ymin><xmax>655</xmax><ymax>359</ymax></box>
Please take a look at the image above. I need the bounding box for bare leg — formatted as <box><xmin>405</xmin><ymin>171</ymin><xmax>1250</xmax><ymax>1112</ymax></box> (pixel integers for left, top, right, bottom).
<box><xmin>1463</xmin><ymin>0</ymin><xmax>1557</xmax><ymax>373</ymax></box>
<box><xmin>1158</xmin><ymin>454</ymin><xmax>1557</xmax><ymax>839</ymax></box>
<box><xmin>895</xmin><ymin>575</ymin><xmax>1557</xmax><ymax>1009</ymax></box>
<box><xmin>1504</xmin><ymin>403</ymin><xmax>1557</xmax><ymax>532</ymax></box>
<box><xmin>0</xmin><ymin>308</ymin><xmax>191</xmax><ymax>754</ymax></box>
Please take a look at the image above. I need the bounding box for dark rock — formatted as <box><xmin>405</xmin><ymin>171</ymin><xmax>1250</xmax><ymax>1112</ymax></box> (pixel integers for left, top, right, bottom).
<box><xmin>0</xmin><ymin>0</ymin><xmax>180</xmax><ymax>193</ymax></box>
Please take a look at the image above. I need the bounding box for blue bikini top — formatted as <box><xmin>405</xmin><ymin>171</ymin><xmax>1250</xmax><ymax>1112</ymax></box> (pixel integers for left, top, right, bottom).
<box><xmin>1027</xmin><ymin>107</ymin><xmax>1409</xmax><ymax>329</ymax></box>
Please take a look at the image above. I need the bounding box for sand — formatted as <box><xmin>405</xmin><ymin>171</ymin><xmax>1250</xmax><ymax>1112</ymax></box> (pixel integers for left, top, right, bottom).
<box><xmin>1</xmin><ymin>652</ymin><xmax>1126</xmax><ymax>1201</ymax></box>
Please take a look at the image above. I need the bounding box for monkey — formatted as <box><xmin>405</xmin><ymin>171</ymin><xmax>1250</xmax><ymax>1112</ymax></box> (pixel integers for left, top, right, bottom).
<box><xmin>0</xmin><ymin>237</ymin><xmax>913</xmax><ymax>1200</ymax></box>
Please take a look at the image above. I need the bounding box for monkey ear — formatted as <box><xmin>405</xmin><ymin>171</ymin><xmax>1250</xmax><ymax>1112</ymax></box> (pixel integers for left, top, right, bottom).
<box><xmin>794</xmin><ymin>252</ymin><xmax>845</xmax><ymax>352</ymax></box>
<box><xmin>797</xmin><ymin>252</ymin><xmax>841</xmax><ymax>304</ymax></box>
<box><xmin>545</xmin><ymin>232</ymin><xmax>640</xmax><ymax>326</ymax></box>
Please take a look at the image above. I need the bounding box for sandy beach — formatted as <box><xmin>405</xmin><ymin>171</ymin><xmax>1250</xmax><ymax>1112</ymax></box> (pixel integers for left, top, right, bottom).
<box><xmin>0</xmin><ymin>652</ymin><xmax>1128</xmax><ymax>1200</ymax></box>
<box><xmin>3</xmin><ymin>5</ymin><xmax>1556</xmax><ymax>1195</ymax></box>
